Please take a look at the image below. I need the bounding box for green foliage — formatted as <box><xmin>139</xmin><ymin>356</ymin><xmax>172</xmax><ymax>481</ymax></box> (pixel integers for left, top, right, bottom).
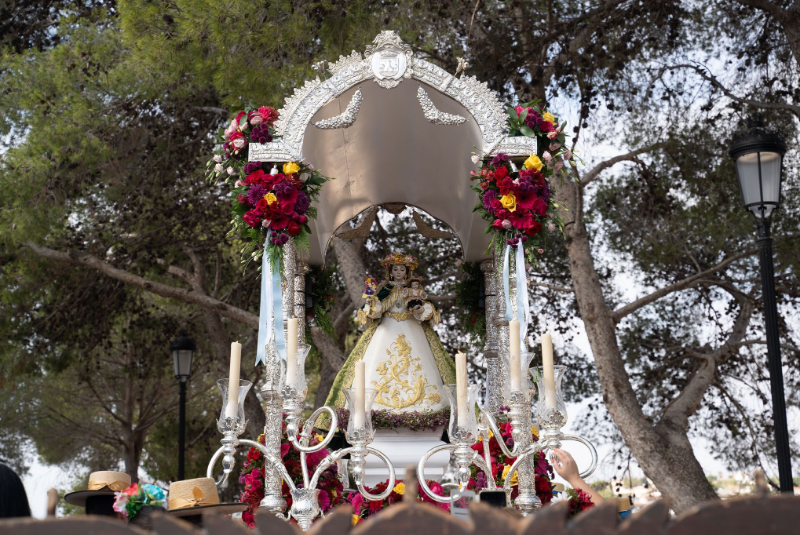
<box><xmin>308</xmin><ymin>265</ymin><xmax>338</xmax><ymax>338</ymax></box>
<box><xmin>454</xmin><ymin>262</ymin><xmax>487</xmax><ymax>344</ymax></box>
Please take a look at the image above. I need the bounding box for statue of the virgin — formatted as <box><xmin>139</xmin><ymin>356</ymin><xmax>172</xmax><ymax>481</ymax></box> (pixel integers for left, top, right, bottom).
<box><xmin>324</xmin><ymin>252</ymin><xmax>456</xmax><ymax>417</ymax></box>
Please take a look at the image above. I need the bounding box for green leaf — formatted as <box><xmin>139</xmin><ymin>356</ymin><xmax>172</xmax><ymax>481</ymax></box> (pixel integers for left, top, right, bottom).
<box><xmin>518</xmin><ymin>108</ymin><xmax>528</xmax><ymax>123</ymax></box>
<box><xmin>520</xmin><ymin>126</ymin><xmax>536</xmax><ymax>137</ymax></box>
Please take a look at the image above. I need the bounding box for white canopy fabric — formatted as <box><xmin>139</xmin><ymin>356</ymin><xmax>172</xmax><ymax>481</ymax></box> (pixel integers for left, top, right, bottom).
<box><xmin>247</xmin><ymin>31</ymin><xmax>536</xmax><ymax>265</ymax></box>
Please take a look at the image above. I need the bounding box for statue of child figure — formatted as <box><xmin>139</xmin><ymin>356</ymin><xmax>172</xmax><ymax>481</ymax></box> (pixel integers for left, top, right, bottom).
<box><xmin>405</xmin><ymin>275</ymin><xmax>427</xmax><ymax>311</ymax></box>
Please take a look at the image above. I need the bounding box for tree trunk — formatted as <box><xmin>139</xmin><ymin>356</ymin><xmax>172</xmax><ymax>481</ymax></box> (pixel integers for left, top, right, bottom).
<box><xmin>122</xmin><ymin>430</ymin><xmax>145</xmax><ymax>482</ymax></box>
<box><xmin>558</xmin><ymin>180</ymin><xmax>718</xmax><ymax>513</ymax></box>
<box><xmin>314</xmin><ymin>350</ymin><xmax>338</xmax><ymax>409</ymax></box>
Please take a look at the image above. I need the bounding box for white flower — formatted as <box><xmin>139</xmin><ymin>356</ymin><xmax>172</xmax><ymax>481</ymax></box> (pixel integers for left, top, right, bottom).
<box><xmin>564</xmin><ymin>150</ymin><xmax>572</xmax><ymax>160</ymax></box>
<box><xmin>538</xmin><ymin>248</ymin><xmax>544</xmax><ymax>254</ymax></box>
<box><xmin>547</xmin><ymin>131</ymin><xmax>558</xmax><ymax>139</ymax></box>
<box><xmin>554</xmin><ymin>161</ymin><xmax>564</xmax><ymax>172</ymax></box>
<box><xmin>213</xmin><ymin>154</ymin><xmax>222</xmax><ymax>163</ymax></box>
<box><xmin>551</xmin><ymin>491</ymin><xmax>568</xmax><ymax>504</ymax></box>
<box><xmin>471</xmin><ymin>155</ymin><xmax>481</xmax><ymax>164</ymax></box>
<box><xmin>232</xmin><ymin>138</ymin><xmax>246</xmax><ymax>149</ymax></box>
<box><xmin>501</xmin><ymin>219</ymin><xmax>512</xmax><ymax>230</ymax></box>
<box><xmin>543</xmin><ymin>151</ymin><xmax>552</xmax><ymax>163</ymax></box>
<box><xmin>215</xmin><ymin>163</ymin><xmax>224</xmax><ymax>173</ymax></box>
<box><xmin>547</xmin><ymin>222</ymin><xmax>556</xmax><ymax>232</ymax></box>
<box><xmin>262</xmin><ymin>219</ymin><xmax>271</xmax><ymax>228</ymax></box>
<box><xmin>235</xmin><ymin>180</ymin><xmax>245</xmax><ymax>187</ymax></box>
<box><xmin>227</xmin><ymin>166</ymin><xmax>235</xmax><ymax>175</ymax></box>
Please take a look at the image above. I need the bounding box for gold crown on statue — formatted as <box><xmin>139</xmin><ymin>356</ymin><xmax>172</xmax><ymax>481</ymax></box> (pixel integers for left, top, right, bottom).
<box><xmin>380</xmin><ymin>252</ymin><xmax>418</xmax><ymax>271</ymax></box>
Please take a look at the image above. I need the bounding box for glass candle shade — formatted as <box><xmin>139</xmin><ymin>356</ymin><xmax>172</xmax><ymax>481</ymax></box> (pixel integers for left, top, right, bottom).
<box><xmin>532</xmin><ymin>365</ymin><xmax>567</xmax><ymax>430</ymax></box>
<box><xmin>217</xmin><ymin>378</ymin><xmax>253</xmax><ymax>431</ymax></box>
<box><xmin>444</xmin><ymin>384</ymin><xmax>481</xmax><ymax>444</ymax></box>
<box><xmin>343</xmin><ymin>388</ymin><xmax>378</xmax><ymax>444</ymax></box>
<box><xmin>284</xmin><ymin>345</ymin><xmax>311</xmax><ymax>401</ymax></box>
<box><xmin>499</xmin><ymin>351</ymin><xmax>536</xmax><ymax>393</ymax></box>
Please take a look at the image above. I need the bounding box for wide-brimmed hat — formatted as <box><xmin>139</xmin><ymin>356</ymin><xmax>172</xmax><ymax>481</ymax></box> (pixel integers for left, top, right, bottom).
<box><xmin>64</xmin><ymin>471</ymin><xmax>132</xmax><ymax>507</ymax></box>
<box><xmin>167</xmin><ymin>477</ymin><xmax>248</xmax><ymax>517</ymax></box>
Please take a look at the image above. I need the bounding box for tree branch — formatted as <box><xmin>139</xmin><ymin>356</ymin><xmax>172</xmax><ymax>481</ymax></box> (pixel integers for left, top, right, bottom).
<box><xmin>659</xmin><ymin>297</ymin><xmax>754</xmax><ymax>430</ymax></box>
<box><xmin>669</xmin><ymin>63</ymin><xmax>800</xmax><ymax>118</ymax></box>
<box><xmin>23</xmin><ymin>241</ymin><xmax>259</xmax><ymax>329</ymax></box>
<box><xmin>611</xmin><ymin>249</ymin><xmax>757</xmax><ymax>322</ymax></box>
<box><xmin>580</xmin><ymin>143</ymin><xmax>664</xmax><ymax>187</ymax></box>
<box><xmin>309</xmin><ymin>324</ymin><xmax>346</xmax><ymax>370</ymax></box>
<box><xmin>528</xmin><ymin>281</ymin><xmax>574</xmax><ymax>292</ymax></box>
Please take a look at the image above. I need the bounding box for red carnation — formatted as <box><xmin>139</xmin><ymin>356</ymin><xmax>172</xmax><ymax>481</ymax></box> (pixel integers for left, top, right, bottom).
<box><xmin>257</xmin><ymin>106</ymin><xmax>280</xmax><ymax>126</ymax></box>
<box><xmin>246</xmin><ymin>169</ymin><xmax>265</xmax><ymax>186</ymax></box>
<box><xmin>287</xmin><ymin>220</ymin><xmax>302</xmax><ymax>236</ymax></box>
<box><xmin>269</xmin><ymin>216</ymin><xmax>289</xmax><ymax>230</ymax></box>
<box><xmin>525</xmin><ymin>221</ymin><xmax>543</xmax><ymax>237</ymax></box>
<box><xmin>237</xmin><ymin>194</ymin><xmax>248</xmax><ymax>205</ymax></box>
<box><xmin>531</xmin><ymin>197</ymin><xmax>548</xmax><ymax>216</ymax></box>
<box><xmin>495</xmin><ymin>166</ymin><xmax>509</xmax><ymax>179</ymax></box>
<box><xmin>492</xmin><ymin>219</ymin><xmax>504</xmax><ymax>230</ymax></box>
<box><xmin>243</xmin><ymin>209</ymin><xmax>261</xmax><ymax>228</ymax></box>
<box><xmin>256</xmin><ymin>198</ymin><xmax>270</xmax><ymax>213</ymax></box>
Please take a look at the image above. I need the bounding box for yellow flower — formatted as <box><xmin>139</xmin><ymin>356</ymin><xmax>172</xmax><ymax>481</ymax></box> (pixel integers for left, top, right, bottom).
<box><xmin>351</xmin><ymin>514</ymin><xmax>361</xmax><ymax>526</ymax></box>
<box><xmin>531</xmin><ymin>425</ymin><xmax>538</xmax><ymax>437</ymax></box>
<box><xmin>393</xmin><ymin>482</ymin><xmax>406</xmax><ymax>495</ymax></box>
<box><xmin>264</xmin><ymin>192</ymin><xmax>277</xmax><ymax>204</ymax></box>
<box><xmin>524</xmin><ymin>154</ymin><xmax>543</xmax><ymax>171</ymax></box>
<box><xmin>283</xmin><ymin>161</ymin><xmax>300</xmax><ymax>175</ymax></box>
<box><xmin>542</xmin><ymin>111</ymin><xmax>555</xmax><ymax>124</ymax></box>
<box><xmin>500</xmin><ymin>193</ymin><xmax>517</xmax><ymax>212</ymax></box>
<box><xmin>316</xmin><ymin>433</ymin><xmax>324</xmax><ymax>442</ymax></box>
<box><xmin>501</xmin><ymin>465</ymin><xmax>519</xmax><ymax>486</ymax></box>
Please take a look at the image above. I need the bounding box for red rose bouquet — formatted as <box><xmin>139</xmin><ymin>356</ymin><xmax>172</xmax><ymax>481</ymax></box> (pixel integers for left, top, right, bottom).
<box><xmin>348</xmin><ymin>479</ymin><xmax>450</xmax><ymax>525</ymax></box>
<box><xmin>206</xmin><ymin>106</ymin><xmax>332</xmax><ymax>266</ymax></box>
<box><xmin>238</xmin><ymin>425</ymin><xmax>345</xmax><ymax>528</ymax></box>
<box><xmin>472</xmin><ymin>103</ymin><xmax>574</xmax><ymax>259</ymax></box>
<box><xmin>466</xmin><ymin>418</ymin><xmax>555</xmax><ymax>505</ymax></box>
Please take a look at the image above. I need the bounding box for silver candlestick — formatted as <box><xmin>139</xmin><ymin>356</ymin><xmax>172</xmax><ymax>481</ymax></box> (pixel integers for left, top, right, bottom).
<box><xmin>417</xmin><ymin>384</ymin><xmax>496</xmax><ymax>503</ymax></box>
<box><xmin>532</xmin><ymin>365</ymin><xmax>598</xmax><ymax>478</ymax></box>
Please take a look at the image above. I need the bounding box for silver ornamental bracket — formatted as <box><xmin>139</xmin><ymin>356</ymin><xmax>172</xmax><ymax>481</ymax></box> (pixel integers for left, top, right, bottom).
<box><xmin>246</xmin><ymin>30</ymin><xmax>537</xmax><ymax>163</ymax></box>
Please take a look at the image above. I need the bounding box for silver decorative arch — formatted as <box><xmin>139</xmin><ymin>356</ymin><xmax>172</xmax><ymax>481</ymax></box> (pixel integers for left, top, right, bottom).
<box><xmin>248</xmin><ymin>31</ymin><xmax>537</xmax><ymax>264</ymax></box>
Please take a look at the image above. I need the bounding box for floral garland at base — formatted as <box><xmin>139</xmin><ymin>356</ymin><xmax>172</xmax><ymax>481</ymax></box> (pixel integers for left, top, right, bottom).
<box><xmin>206</xmin><ymin>106</ymin><xmax>332</xmax><ymax>266</ymax></box>
<box><xmin>335</xmin><ymin>407</ymin><xmax>450</xmax><ymax>433</ymax></box>
<box><xmin>348</xmin><ymin>479</ymin><xmax>449</xmax><ymax>525</ymax></box>
<box><xmin>238</xmin><ymin>427</ymin><xmax>345</xmax><ymax>528</ymax></box>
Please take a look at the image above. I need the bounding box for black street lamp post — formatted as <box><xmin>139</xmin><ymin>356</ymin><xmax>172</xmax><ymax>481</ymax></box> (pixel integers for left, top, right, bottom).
<box><xmin>170</xmin><ymin>331</ymin><xmax>196</xmax><ymax>481</ymax></box>
<box><xmin>729</xmin><ymin>115</ymin><xmax>793</xmax><ymax>492</ymax></box>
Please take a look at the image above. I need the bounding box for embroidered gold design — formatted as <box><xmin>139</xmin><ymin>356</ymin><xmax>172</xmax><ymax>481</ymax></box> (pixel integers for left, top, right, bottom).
<box><xmin>426</xmin><ymin>391</ymin><xmax>442</xmax><ymax>405</ymax></box>
<box><xmin>372</xmin><ymin>334</ymin><xmax>438</xmax><ymax>409</ymax></box>
<box><xmin>385</xmin><ymin>311</ymin><xmax>414</xmax><ymax>321</ymax></box>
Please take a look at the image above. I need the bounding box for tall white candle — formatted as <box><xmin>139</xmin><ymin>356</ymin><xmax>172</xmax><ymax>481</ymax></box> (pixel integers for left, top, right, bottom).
<box><xmin>455</xmin><ymin>352</ymin><xmax>469</xmax><ymax>428</ymax></box>
<box><xmin>225</xmin><ymin>341</ymin><xmax>242</xmax><ymax>418</ymax></box>
<box><xmin>542</xmin><ymin>332</ymin><xmax>556</xmax><ymax>409</ymax></box>
<box><xmin>285</xmin><ymin>317</ymin><xmax>299</xmax><ymax>385</ymax></box>
<box><xmin>509</xmin><ymin>319</ymin><xmax>521</xmax><ymax>391</ymax></box>
<box><xmin>353</xmin><ymin>361</ymin><xmax>366</xmax><ymax>429</ymax></box>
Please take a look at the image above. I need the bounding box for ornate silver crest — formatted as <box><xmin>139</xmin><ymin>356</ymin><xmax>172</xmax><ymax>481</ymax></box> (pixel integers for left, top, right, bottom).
<box><xmin>364</xmin><ymin>30</ymin><xmax>413</xmax><ymax>89</ymax></box>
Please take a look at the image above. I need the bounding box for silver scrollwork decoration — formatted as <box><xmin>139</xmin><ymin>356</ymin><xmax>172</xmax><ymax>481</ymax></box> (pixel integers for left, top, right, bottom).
<box><xmin>313</xmin><ymin>89</ymin><xmax>363</xmax><ymax>130</ymax></box>
<box><xmin>417</xmin><ymin>87</ymin><xmax>467</xmax><ymax>126</ymax></box>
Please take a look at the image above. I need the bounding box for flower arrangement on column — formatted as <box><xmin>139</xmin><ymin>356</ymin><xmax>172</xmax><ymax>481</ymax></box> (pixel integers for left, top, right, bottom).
<box><xmin>206</xmin><ymin>106</ymin><xmax>333</xmax><ymax>266</ymax></box>
<box><xmin>348</xmin><ymin>479</ymin><xmax>450</xmax><ymax>525</ymax></box>
<box><xmin>471</xmin><ymin>103</ymin><xmax>575</xmax><ymax>260</ymax></box>
<box><xmin>238</xmin><ymin>431</ymin><xmax>345</xmax><ymax>528</ymax></box>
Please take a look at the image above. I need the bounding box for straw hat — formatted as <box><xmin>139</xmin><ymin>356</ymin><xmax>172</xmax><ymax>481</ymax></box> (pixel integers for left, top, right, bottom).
<box><xmin>167</xmin><ymin>477</ymin><xmax>248</xmax><ymax>517</ymax></box>
<box><xmin>64</xmin><ymin>471</ymin><xmax>131</xmax><ymax>507</ymax></box>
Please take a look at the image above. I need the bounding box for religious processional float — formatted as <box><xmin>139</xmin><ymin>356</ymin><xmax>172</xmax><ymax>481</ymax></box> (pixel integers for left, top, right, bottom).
<box><xmin>204</xmin><ymin>31</ymin><xmax>598</xmax><ymax>530</ymax></box>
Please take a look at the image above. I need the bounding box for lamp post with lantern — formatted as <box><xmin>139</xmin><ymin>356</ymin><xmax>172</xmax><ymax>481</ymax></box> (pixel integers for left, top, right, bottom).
<box><xmin>728</xmin><ymin>114</ymin><xmax>793</xmax><ymax>492</ymax></box>
<box><xmin>171</xmin><ymin>331</ymin><xmax>196</xmax><ymax>481</ymax></box>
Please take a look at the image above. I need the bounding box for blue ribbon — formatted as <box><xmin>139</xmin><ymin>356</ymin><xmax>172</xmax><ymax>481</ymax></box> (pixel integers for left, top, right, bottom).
<box><xmin>255</xmin><ymin>232</ymin><xmax>286</xmax><ymax>366</ymax></box>
<box><xmin>502</xmin><ymin>243</ymin><xmax>531</xmax><ymax>351</ymax></box>
<box><xmin>515</xmin><ymin>242</ymin><xmax>531</xmax><ymax>349</ymax></box>
<box><xmin>503</xmin><ymin>244</ymin><xmax>513</xmax><ymax>321</ymax></box>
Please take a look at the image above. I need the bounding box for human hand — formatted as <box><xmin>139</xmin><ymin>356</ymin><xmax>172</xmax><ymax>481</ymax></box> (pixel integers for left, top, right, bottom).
<box><xmin>550</xmin><ymin>448</ymin><xmax>580</xmax><ymax>483</ymax></box>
